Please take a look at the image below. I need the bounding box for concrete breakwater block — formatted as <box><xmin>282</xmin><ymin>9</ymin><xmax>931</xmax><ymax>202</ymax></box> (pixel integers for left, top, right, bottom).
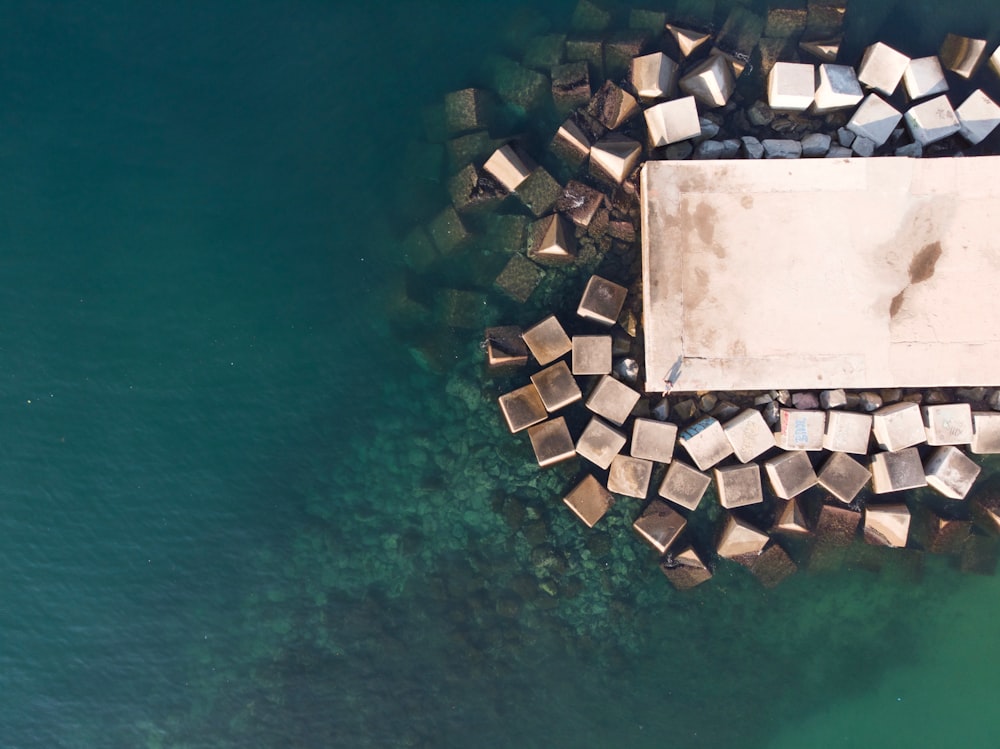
<box><xmin>563</xmin><ymin>474</ymin><xmax>614</xmax><ymax>527</ymax></box>
<box><xmin>528</xmin><ymin>214</ymin><xmax>576</xmax><ymax>266</ymax></box>
<box><xmin>679</xmin><ymin>417</ymin><xmax>734</xmax><ymax>470</ymax></box>
<box><xmin>515</xmin><ymin>167</ymin><xmax>563</xmax><ymax>217</ymax></box>
<box><xmin>572</xmin><ymin>335</ymin><xmax>611</xmax><ymax>375</ymax></box>
<box><xmin>633</xmin><ymin>500</ymin><xmax>687</xmax><ymax>553</ymax></box>
<box><xmin>745</xmin><ymin>544</ymin><xmax>797</xmax><ymax>588</ymax></box>
<box><xmin>723</xmin><ymin>408</ymin><xmax>776</xmax><ymax>463</ymax></box>
<box><xmin>483</xmin><ymin>144</ymin><xmax>534</xmax><ymax>192</ymax></box>
<box><xmin>774</xmin><ymin>498</ymin><xmax>811</xmax><ymax>536</ymax></box>
<box><xmin>578</xmin><ymin>275</ymin><xmax>627</xmax><ymax>326</ymax></box>
<box><xmin>607</xmin><ymin>454</ymin><xmax>653</xmax><ymax>498</ymax></box>
<box><xmin>443</xmin><ymin>88</ymin><xmax>489</xmax><ymax>135</ymax></box>
<box><xmin>644</xmin><ymin>97</ymin><xmax>702</xmax><ymax>147</ymax></box>
<box><xmin>660</xmin><ymin>547</ymin><xmax>712</xmax><ymax>590</ymax></box>
<box><xmin>495</xmin><ymin>254</ymin><xmax>544</xmax><ymax>303</ymax></box>
<box><xmin>775</xmin><ymin>408</ymin><xmax>826</xmax><ymax>450</ymax></box>
<box><xmin>813</xmin><ymin>64</ymin><xmax>863</xmax><ymax>113</ymax></box>
<box><xmin>717</xmin><ymin>515</ymin><xmax>769</xmax><ymax>559</ymax></box>
<box><xmin>904</xmin><ymin>94</ymin><xmax>960</xmax><ymax>147</ymax></box>
<box><xmin>499</xmin><ymin>383</ymin><xmax>548</xmax><ymax>433</ymax></box>
<box><xmin>768</xmin><ymin>62</ymin><xmax>815</xmax><ymax>111</ymax></box>
<box><xmin>972</xmin><ymin>412</ymin><xmax>1000</xmax><ymax>454</ymax></box>
<box><xmin>631</xmin><ymin>418</ymin><xmax>678</xmax><ymax>463</ymax></box>
<box><xmin>522</xmin><ymin>314</ymin><xmax>572</xmax><ymax>365</ymax></box>
<box><xmin>956</xmin><ymin>89</ymin><xmax>1000</xmax><ymax>145</ymax></box>
<box><xmin>764</xmin><ymin>451</ymin><xmax>818</xmax><ymax>499</ymax></box>
<box><xmin>557</xmin><ymin>179</ymin><xmax>604</xmax><ymax>227</ymax></box>
<box><xmin>586</xmin><ymin>374</ymin><xmax>640</xmax><ymax>426</ymax></box>
<box><xmin>550</xmin><ymin>117</ymin><xmax>592</xmax><ymax>168</ymax></box>
<box><xmin>679</xmin><ymin>55</ymin><xmax>735</xmax><ymax>108</ymax></box>
<box><xmin>576</xmin><ymin>416</ymin><xmax>626</xmax><ymax>469</ymax></box>
<box><xmin>658</xmin><ymin>460</ymin><xmax>711</xmax><ymax>510</ymax></box>
<box><xmin>800</xmin><ymin>38</ymin><xmax>840</xmax><ymax>63</ymax></box>
<box><xmin>864</xmin><ymin>504</ymin><xmax>911</xmax><ymax>547</ymax></box>
<box><xmin>484</xmin><ymin>326</ymin><xmax>528</xmax><ymax>369</ymax></box>
<box><xmin>823</xmin><ymin>410</ymin><xmax>872</xmax><ymax>454</ymax></box>
<box><xmin>551</xmin><ymin>61</ymin><xmax>591</xmax><ymax>114</ymax></box>
<box><xmin>631</xmin><ymin>52</ymin><xmax>678</xmax><ymax>100</ymax></box>
<box><xmin>847</xmin><ymin>93</ymin><xmax>902</xmax><ymax>147</ymax></box>
<box><xmin>666</xmin><ymin>24</ymin><xmax>711</xmax><ymax>58</ymax></box>
<box><xmin>530</xmin><ymin>360</ymin><xmax>582</xmax><ymax>413</ymax></box>
<box><xmin>870</xmin><ymin>447</ymin><xmax>927</xmax><ymax>493</ymax></box>
<box><xmin>924</xmin><ymin>445</ymin><xmax>981</xmax><ymax>499</ymax></box>
<box><xmin>940</xmin><ymin>33</ymin><xmax>987</xmax><ymax>79</ymax></box>
<box><xmin>857</xmin><ymin>41</ymin><xmax>910</xmax><ymax>97</ymax></box>
<box><xmin>818</xmin><ymin>451</ymin><xmax>871</xmax><ymax>504</ymax></box>
<box><xmin>902</xmin><ymin>56</ymin><xmax>948</xmax><ymax>101</ymax></box>
<box><xmin>922</xmin><ymin>403</ymin><xmax>973</xmax><ymax>445</ymax></box>
<box><xmin>527</xmin><ymin>417</ymin><xmax>576</xmax><ymax>467</ymax></box>
<box><xmin>586</xmin><ymin>80</ymin><xmax>639</xmax><ymax>130</ymax></box>
<box><xmin>715</xmin><ymin>463</ymin><xmax>764</xmax><ymax>508</ymax></box>
<box><xmin>872</xmin><ymin>402</ymin><xmax>926</xmax><ymax>452</ymax></box>
<box><xmin>590</xmin><ymin>134</ymin><xmax>642</xmax><ymax>185</ymax></box>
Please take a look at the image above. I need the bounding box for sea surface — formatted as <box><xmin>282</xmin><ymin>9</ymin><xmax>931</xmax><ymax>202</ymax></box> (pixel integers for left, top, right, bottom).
<box><xmin>2</xmin><ymin>1</ymin><xmax>1000</xmax><ymax>747</ymax></box>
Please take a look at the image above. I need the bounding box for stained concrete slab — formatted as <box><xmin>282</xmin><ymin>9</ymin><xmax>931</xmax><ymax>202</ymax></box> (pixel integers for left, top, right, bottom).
<box><xmin>658</xmin><ymin>460</ymin><xmax>711</xmax><ymax>510</ymax></box>
<box><xmin>641</xmin><ymin>156</ymin><xmax>1000</xmax><ymax>392</ymax></box>
<box><xmin>563</xmin><ymin>474</ymin><xmax>614</xmax><ymax>527</ymax></box>
<box><xmin>576</xmin><ymin>416</ymin><xmax>627</xmax><ymax>469</ymax></box>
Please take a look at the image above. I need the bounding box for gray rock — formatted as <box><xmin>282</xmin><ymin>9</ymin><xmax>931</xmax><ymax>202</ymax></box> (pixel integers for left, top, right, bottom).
<box><xmin>697</xmin><ymin>116</ymin><xmax>721</xmax><ymax>142</ymax></box>
<box><xmin>801</xmin><ymin>132</ymin><xmax>832</xmax><ymax>157</ymax></box>
<box><xmin>693</xmin><ymin>140</ymin><xmax>728</xmax><ymax>160</ymax></box>
<box><xmin>852</xmin><ymin>135</ymin><xmax>876</xmax><ymax>157</ymax></box>
<box><xmin>837</xmin><ymin>127</ymin><xmax>855</xmax><ymax>148</ymax></box>
<box><xmin>763</xmin><ymin>138</ymin><xmax>802</xmax><ymax>158</ymax></box>
<box><xmin>774</xmin><ymin>389</ymin><xmax>791</xmax><ymax>405</ymax></box>
<box><xmin>721</xmin><ymin>138</ymin><xmax>742</xmax><ymax>158</ymax></box>
<box><xmin>614</xmin><ymin>357</ymin><xmax>639</xmax><ymax>383</ymax></box>
<box><xmin>747</xmin><ymin>99</ymin><xmax>775</xmax><ymax>126</ymax></box>
<box><xmin>989</xmin><ymin>390</ymin><xmax>1000</xmax><ymax>411</ymax></box>
<box><xmin>651</xmin><ymin>397</ymin><xmax>670</xmax><ymax>421</ymax></box>
<box><xmin>820</xmin><ymin>389</ymin><xmax>848</xmax><ymax>409</ymax></box>
<box><xmin>858</xmin><ymin>391</ymin><xmax>883</xmax><ymax>412</ymax></box>
<box><xmin>753</xmin><ymin>393</ymin><xmax>774</xmax><ymax>406</ymax></box>
<box><xmin>792</xmin><ymin>392</ymin><xmax>820</xmax><ymax>409</ymax></box>
<box><xmin>895</xmin><ymin>142</ymin><xmax>923</xmax><ymax>158</ymax></box>
<box><xmin>665</xmin><ymin>141</ymin><xmax>694</xmax><ymax>160</ymax></box>
<box><xmin>826</xmin><ymin>145</ymin><xmax>853</xmax><ymax>158</ymax></box>
<box><xmin>762</xmin><ymin>400</ymin><xmax>781</xmax><ymax>426</ymax></box>
<box><xmin>741</xmin><ymin>135</ymin><xmax>764</xmax><ymax>159</ymax></box>
<box><xmin>880</xmin><ymin>388</ymin><xmax>903</xmax><ymax>404</ymax></box>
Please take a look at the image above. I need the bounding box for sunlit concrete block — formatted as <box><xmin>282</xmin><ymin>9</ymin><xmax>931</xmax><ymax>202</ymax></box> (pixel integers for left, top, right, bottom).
<box><xmin>631</xmin><ymin>418</ymin><xmax>678</xmax><ymax>463</ymax></box>
<box><xmin>992</xmin><ymin>45</ymin><xmax>1000</xmax><ymax>78</ymax></box>
<box><xmin>590</xmin><ymin>134</ymin><xmax>642</xmax><ymax>184</ymax></box>
<box><xmin>922</xmin><ymin>403</ymin><xmax>973</xmax><ymax>445</ymax></box>
<box><xmin>715</xmin><ymin>463</ymin><xmax>764</xmax><ymax>508</ymax></box>
<box><xmin>764</xmin><ymin>451</ymin><xmax>818</xmax><ymax>499</ymax></box>
<box><xmin>586</xmin><ymin>81</ymin><xmax>639</xmax><ymax>130</ymax></box>
<box><xmin>904</xmin><ymin>94</ymin><xmax>960</xmax><ymax>147</ymax></box>
<box><xmin>483</xmin><ymin>144</ymin><xmax>533</xmax><ymax>192</ymax></box>
<box><xmin>660</xmin><ymin>547</ymin><xmax>712</xmax><ymax>589</ymax></box>
<box><xmin>863</xmin><ymin>504</ymin><xmax>910</xmax><ymax>547</ymax></box>
<box><xmin>607</xmin><ymin>454</ymin><xmax>653</xmax><ymax>498</ymax></box>
<box><xmin>857</xmin><ymin>42</ymin><xmax>910</xmax><ymax>96</ymax></box>
<box><xmin>872</xmin><ymin>402</ymin><xmax>927</xmax><ymax>451</ymax></box>
<box><xmin>528</xmin><ymin>417</ymin><xmax>576</xmax><ymax>468</ymax></box>
<box><xmin>633</xmin><ymin>500</ymin><xmax>686</xmax><ymax>553</ymax></box>
<box><xmin>903</xmin><ymin>57</ymin><xmax>948</xmax><ymax>101</ymax></box>
<box><xmin>956</xmin><ymin>89</ymin><xmax>1000</xmax><ymax>145</ymax></box>
<box><xmin>586</xmin><ymin>374</ymin><xmax>641</xmax><ymax>426</ymax></box>
<box><xmin>563</xmin><ymin>474</ymin><xmax>614</xmax><ymax>527</ymax></box>
<box><xmin>800</xmin><ymin>38</ymin><xmax>840</xmax><ymax>63</ymax></box>
<box><xmin>971</xmin><ymin>411</ymin><xmax>1000</xmax><ymax>454</ymax></box>
<box><xmin>870</xmin><ymin>447</ymin><xmax>927</xmax><ymax>493</ymax></box>
<box><xmin>768</xmin><ymin>62</ymin><xmax>815</xmax><ymax>112</ymax></box>
<box><xmin>631</xmin><ymin>52</ymin><xmax>678</xmax><ymax>100</ymax></box>
<box><xmin>522</xmin><ymin>314</ymin><xmax>571</xmax><ymax>365</ymax></box>
<box><xmin>658</xmin><ymin>460</ymin><xmax>711</xmax><ymax>510</ymax></box>
<box><xmin>823</xmin><ymin>410</ymin><xmax>872</xmax><ymax>454</ymax></box>
<box><xmin>679</xmin><ymin>54</ymin><xmax>735</xmax><ymax>108</ymax></box>
<box><xmin>576</xmin><ymin>416</ymin><xmax>626</xmax><ymax>469</ymax></box>
<box><xmin>484</xmin><ymin>326</ymin><xmax>528</xmax><ymax>369</ymax></box>
<box><xmin>572</xmin><ymin>335</ymin><xmax>612</xmax><ymax>375</ymax></box>
<box><xmin>557</xmin><ymin>179</ymin><xmax>605</xmax><ymax>227</ymax></box>
<box><xmin>774</xmin><ymin>498</ymin><xmax>811</xmax><ymax>535</ymax></box>
<box><xmin>577</xmin><ymin>275</ymin><xmax>627</xmax><ymax>326</ymax></box>
<box><xmin>817</xmin><ymin>451</ymin><xmax>871</xmax><ymax>504</ymax></box>
<box><xmin>723</xmin><ymin>408</ymin><xmax>776</xmax><ymax>462</ymax></box>
<box><xmin>530</xmin><ymin>361</ymin><xmax>582</xmax><ymax>413</ymax></box>
<box><xmin>717</xmin><ymin>514</ymin><xmax>769</xmax><ymax>559</ymax></box>
<box><xmin>924</xmin><ymin>445</ymin><xmax>981</xmax><ymax>499</ymax></box>
<box><xmin>774</xmin><ymin>408</ymin><xmax>826</xmax><ymax>450</ymax></box>
<box><xmin>498</xmin><ymin>383</ymin><xmax>547</xmax><ymax>433</ymax></box>
<box><xmin>666</xmin><ymin>24</ymin><xmax>711</xmax><ymax>58</ymax></box>
<box><xmin>644</xmin><ymin>97</ymin><xmax>702</xmax><ymax>147</ymax></box>
<box><xmin>846</xmin><ymin>93</ymin><xmax>902</xmax><ymax>147</ymax></box>
<box><xmin>813</xmin><ymin>64</ymin><xmax>863</xmax><ymax>113</ymax></box>
<box><xmin>679</xmin><ymin>417</ymin><xmax>734</xmax><ymax>470</ymax></box>
<box><xmin>528</xmin><ymin>214</ymin><xmax>576</xmax><ymax>265</ymax></box>
<box><xmin>745</xmin><ymin>543</ymin><xmax>797</xmax><ymax>588</ymax></box>
<box><xmin>940</xmin><ymin>33</ymin><xmax>987</xmax><ymax>79</ymax></box>
<box><xmin>550</xmin><ymin>117</ymin><xmax>592</xmax><ymax>168</ymax></box>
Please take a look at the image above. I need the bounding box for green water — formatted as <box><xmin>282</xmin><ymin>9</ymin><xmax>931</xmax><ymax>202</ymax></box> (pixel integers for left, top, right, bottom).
<box><xmin>1</xmin><ymin>1</ymin><xmax>1000</xmax><ymax>747</ymax></box>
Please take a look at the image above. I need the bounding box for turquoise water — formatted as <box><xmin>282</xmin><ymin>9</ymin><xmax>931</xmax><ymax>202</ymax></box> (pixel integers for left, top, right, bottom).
<box><xmin>2</xmin><ymin>1</ymin><xmax>1000</xmax><ymax>747</ymax></box>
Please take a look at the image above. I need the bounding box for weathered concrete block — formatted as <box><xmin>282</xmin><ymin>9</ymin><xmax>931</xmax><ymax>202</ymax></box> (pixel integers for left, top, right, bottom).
<box><xmin>716</xmin><ymin>6</ymin><xmax>764</xmax><ymax>61</ymax></box>
<box><xmin>763</xmin><ymin>139</ymin><xmax>802</xmax><ymax>158</ymax></box>
<box><xmin>816</xmin><ymin>503</ymin><xmax>860</xmax><ymax>544</ymax></box>
<box><xmin>768</xmin><ymin>62</ymin><xmax>815</xmax><ymax>111</ymax></box>
<box><xmin>971</xmin><ymin>411</ymin><xmax>1000</xmax><ymax>454</ymax></box>
<box><xmin>484</xmin><ymin>325</ymin><xmax>528</xmax><ymax>369</ymax></box>
<box><xmin>586</xmin><ymin>374</ymin><xmax>640</xmax><ymax>426</ymax></box>
<box><xmin>717</xmin><ymin>515</ymin><xmax>769</xmax><ymax>559</ymax></box>
<box><xmin>800</xmin><ymin>38</ymin><xmax>840</xmax><ymax>63</ymax></box>
<box><xmin>527</xmin><ymin>417</ymin><xmax>576</xmax><ymax>467</ymax></box>
<box><xmin>494</xmin><ymin>254</ymin><xmax>544</xmax><ymax>303</ymax></box>
<box><xmin>775</xmin><ymin>408</ymin><xmax>826</xmax><ymax>450</ymax></box>
<box><xmin>940</xmin><ymin>33</ymin><xmax>987</xmax><ymax>79</ymax></box>
<box><xmin>527</xmin><ymin>214</ymin><xmax>576</xmax><ymax>266</ymax></box>
<box><xmin>577</xmin><ymin>274</ymin><xmax>627</xmax><ymax>326</ymax></box>
<box><xmin>565</xmin><ymin>37</ymin><xmax>604</xmax><ymax>77</ymax></box>
<box><xmin>590</xmin><ymin>134</ymin><xmax>642</xmax><ymax>184</ymax></box>
<box><xmin>723</xmin><ymin>408</ymin><xmax>775</xmax><ymax>463</ymax></box>
<box><xmin>813</xmin><ymin>64</ymin><xmax>863</xmax><ymax>112</ymax></box>
<box><xmin>556</xmin><ymin>179</ymin><xmax>604</xmax><ymax>227</ymax></box>
<box><xmin>631</xmin><ymin>52</ymin><xmax>679</xmax><ymax>100</ymax></box>
<box><xmin>443</xmin><ymin>88</ymin><xmax>488</xmax><ymax>135</ymax></box>
<box><xmin>679</xmin><ymin>416</ymin><xmax>735</xmax><ymax>470</ymax></box>
<box><xmin>872</xmin><ymin>402</ymin><xmax>926</xmax><ymax>451</ymax></box>
<box><xmin>764</xmin><ymin>451</ymin><xmax>818</xmax><ymax>499</ymax></box>
<box><xmin>570</xmin><ymin>0</ymin><xmax>610</xmax><ymax>32</ymax></box>
<box><xmin>530</xmin><ymin>361</ymin><xmax>582</xmax><ymax>413</ymax></box>
<box><xmin>992</xmin><ymin>45</ymin><xmax>1000</xmax><ymax>78</ymax></box>
<box><xmin>522</xmin><ymin>314</ymin><xmax>571</xmax><ymax>365</ymax></box>
<box><xmin>924</xmin><ymin>445</ymin><xmax>981</xmax><ymax>499</ymax></box>
<box><xmin>765</xmin><ymin>6</ymin><xmax>807</xmax><ymax>38</ymax></box>
<box><xmin>679</xmin><ymin>54</ymin><xmax>735</xmax><ymax>108</ymax></box>
<box><xmin>515</xmin><ymin>167</ymin><xmax>563</xmax><ymax>217</ymax></box>
<box><xmin>550</xmin><ymin>117</ymin><xmax>592</xmax><ymax>168</ymax></box>
<box><xmin>629</xmin><ymin>9</ymin><xmax>667</xmax><ymax>35</ymax></box>
<box><xmin>801</xmin><ymin>132</ymin><xmax>832</xmax><ymax>156</ymax></box>
<box><xmin>903</xmin><ymin>56</ymin><xmax>949</xmax><ymax>101</ymax></box>
<box><xmin>870</xmin><ymin>447</ymin><xmax>927</xmax><ymax>493</ymax></box>
<box><xmin>904</xmin><ymin>94</ymin><xmax>960</xmax><ymax>147</ymax></box>
<box><xmin>806</xmin><ymin>0</ymin><xmax>846</xmax><ymax>38</ymax></box>
<box><xmin>660</xmin><ymin>547</ymin><xmax>712</xmax><ymax>589</ymax></box>
<box><xmin>631</xmin><ymin>418</ymin><xmax>678</xmax><ymax>463</ymax></box>
<box><xmin>448</xmin><ymin>163</ymin><xmax>506</xmax><ymax>214</ymax></box>
<box><xmin>823</xmin><ymin>410</ymin><xmax>872</xmax><ymax>454</ymax></box>
<box><xmin>774</xmin><ymin>498</ymin><xmax>811</xmax><ymax>535</ymax></box>
<box><xmin>922</xmin><ymin>403</ymin><xmax>973</xmax><ymax>445</ymax></box>
<box><xmin>956</xmin><ymin>89</ymin><xmax>1000</xmax><ymax>145</ymax></box>
<box><xmin>524</xmin><ymin>33</ymin><xmax>567</xmax><ymax>72</ymax></box>
<box><xmin>857</xmin><ymin>42</ymin><xmax>910</xmax><ymax>96</ymax></box>
<box><xmin>483</xmin><ymin>144</ymin><xmax>533</xmax><ymax>192</ymax></box>
<box><xmin>666</xmin><ymin>24</ymin><xmax>711</xmax><ymax>58</ymax></box>
<box><xmin>572</xmin><ymin>335</ymin><xmax>611</xmax><ymax>375</ymax></box>
<box><xmin>633</xmin><ymin>500</ymin><xmax>687</xmax><ymax>553</ymax></box>
<box><xmin>658</xmin><ymin>460</ymin><xmax>711</xmax><ymax>510</ymax></box>
<box><xmin>847</xmin><ymin>93</ymin><xmax>902</xmax><ymax>147</ymax></box>
<box><xmin>563</xmin><ymin>474</ymin><xmax>613</xmax><ymax>527</ymax></box>
<box><xmin>498</xmin><ymin>383</ymin><xmax>547</xmax><ymax>433</ymax></box>
<box><xmin>586</xmin><ymin>81</ymin><xmax>639</xmax><ymax>130</ymax></box>
<box><xmin>428</xmin><ymin>205</ymin><xmax>471</xmax><ymax>254</ymax></box>
<box><xmin>576</xmin><ymin>416</ymin><xmax>627</xmax><ymax>469</ymax></box>
<box><xmin>644</xmin><ymin>97</ymin><xmax>702</xmax><ymax>147</ymax></box>
<box><xmin>746</xmin><ymin>544</ymin><xmax>797</xmax><ymax>588</ymax></box>
<box><xmin>864</xmin><ymin>504</ymin><xmax>910</xmax><ymax>547</ymax></box>
<box><xmin>715</xmin><ymin>463</ymin><xmax>764</xmax><ymax>508</ymax></box>
<box><xmin>608</xmin><ymin>454</ymin><xmax>653</xmax><ymax>498</ymax></box>
<box><xmin>918</xmin><ymin>514</ymin><xmax>972</xmax><ymax>554</ymax></box>
<box><xmin>817</xmin><ymin>451</ymin><xmax>871</xmax><ymax>504</ymax></box>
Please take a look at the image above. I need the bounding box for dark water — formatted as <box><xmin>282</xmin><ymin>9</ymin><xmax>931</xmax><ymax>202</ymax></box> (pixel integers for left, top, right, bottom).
<box><xmin>2</xmin><ymin>1</ymin><xmax>1000</xmax><ymax>747</ymax></box>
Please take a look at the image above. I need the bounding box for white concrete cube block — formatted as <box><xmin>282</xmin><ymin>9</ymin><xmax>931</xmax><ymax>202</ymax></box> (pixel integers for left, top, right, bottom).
<box><xmin>666</xmin><ymin>24</ymin><xmax>711</xmax><ymax>58</ymax></box>
<box><xmin>527</xmin><ymin>417</ymin><xmax>576</xmax><ymax>467</ymax></box>
<box><xmin>590</xmin><ymin>134</ymin><xmax>642</xmax><ymax>184</ymax></box>
<box><xmin>522</xmin><ymin>314</ymin><xmax>571</xmax><ymax>365</ymax></box>
<box><xmin>633</xmin><ymin>500</ymin><xmax>686</xmax><ymax>554</ymax></box>
<box><xmin>678</xmin><ymin>417</ymin><xmax>735</xmax><ymax>470</ymax></box>
<box><xmin>823</xmin><ymin>410</ymin><xmax>873</xmax><ymax>454</ymax></box>
<box><xmin>864</xmin><ymin>504</ymin><xmax>910</xmax><ymax>547</ymax></box>
<box><xmin>585</xmin><ymin>374</ymin><xmax>640</xmax><ymax>426</ymax></box>
<box><xmin>715</xmin><ymin>463</ymin><xmax>764</xmax><ymax>509</ymax></box>
<box><xmin>717</xmin><ymin>515</ymin><xmax>769</xmax><ymax>558</ymax></box>
<box><xmin>904</xmin><ymin>94</ymin><xmax>960</xmax><ymax>147</ymax></box>
<box><xmin>870</xmin><ymin>447</ymin><xmax>927</xmax><ymax>494</ymax></box>
<box><xmin>658</xmin><ymin>460</ymin><xmax>711</xmax><ymax>510</ymax></box>
<box><xmin>576</xmin><ymin>417</ymin><xmax>627</xmax><ymax>469</ymax></box>
<box><xmin>563</xmin><ymin>474</ymin><xmax>613</xmax><ymax>528</ymax></box>
<box><xmin>992</xmin><ymin>45</ymin><xmax>1000</xmax><ymax>79</ymax></box>
<box><xmin>857</xmin><ymin>41</ymin><xmax>910</xmax><ymax>96</ymax></box>
<box><xmin>631</xmin><ymin>418</ymin><xmax>678</xmax><ymax>463</ymax></box>
<box><xmin>818</xmin><ymin>452</ymin><xmax>871</xmax><ymax>504</ymax></box>
<box><xmin>872</xmin><ymin>402</ymin><xmax>926</xmax><ymax>452</ymax></box>
<box><xmin>577</xmin><ymin>275</ymin><xmax>627</xmax><ymax>326</ymax></box>
<box><xmin>813</xmin><ymin>64</ymin><xmax>863</xmax><ymax>113</ymax></box>
<box><xmin>922</xmin><ymin>403</ymin><xmax>973</xmax><ymax>445</ymax></box>
<box><xmin>902</xmin><ymin>56</ymin><xmax>948</xmax><ymax>101</ymax></box>
<box><xmin>679</xmin><ymin>54</ymin><xmax>735</xmax><ymax>108</ymax></box>
<box><xmin>971</xmin><ymin>411</ymin><xmax>1000</xmax><ymax>454</ymax></box>
<box><xmin>764</xmin><ymin>451</ymin><xmax>818</xmax><ymax>499</ymax></box>
<box><xmin>607</xmin><ymin>454</ymin><xmax>654</xmax><ymax>498</ymax></box>
<box><xmin>924</xmin><ymin>445</ymin><xmax>981</xmax><ymax>499</ymax></box>
<box><xmin>530</xmin><ymin>360</ymin><xmax>582</xmax><ymax>412</ymax></box>
<box><xmin>956</xmin><ymin>89</ymin><xmax>1000</xmax><ymax>145</ymax></box>
<box><xmin>631</xmin><ymin>52</ymin><xmax>679</xmax><ymax>100</ymax></box>
<box><xmin>847</xmin><ymin>93</ymin><xmax>902</xmax><ymax>147</ymax></box>
<box><xmin>774</xmin><ymin>408</ymin><xmax>826</xmax><ymax>450</ymax></box>
<box><xmin>644</xmin><ymin>97</ymin><xmax>702</xmax><ymax>147</ymax></box>
<box><xmin>572</xmin><ymin>335</ymin><xmax>612</xmax><ymax>375</ymax></box>
<box><xmin>483</xmin><ymin>144</ymin><xmax>533</xmax><ymax>192</ymax></box>
<box><xmin>940</xmin><ymin>33</ymin><xmax>987</xmax><ymax>79</ymax></box>
<box><xmin>723</xmin><ymin>408</ymin><xmax>776</xmax><ymax>463</ymax></box>
<box><xmin>768</xmin><ymin>62</ymin><xmax>815</xmax><ymax>111</ymax></box>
